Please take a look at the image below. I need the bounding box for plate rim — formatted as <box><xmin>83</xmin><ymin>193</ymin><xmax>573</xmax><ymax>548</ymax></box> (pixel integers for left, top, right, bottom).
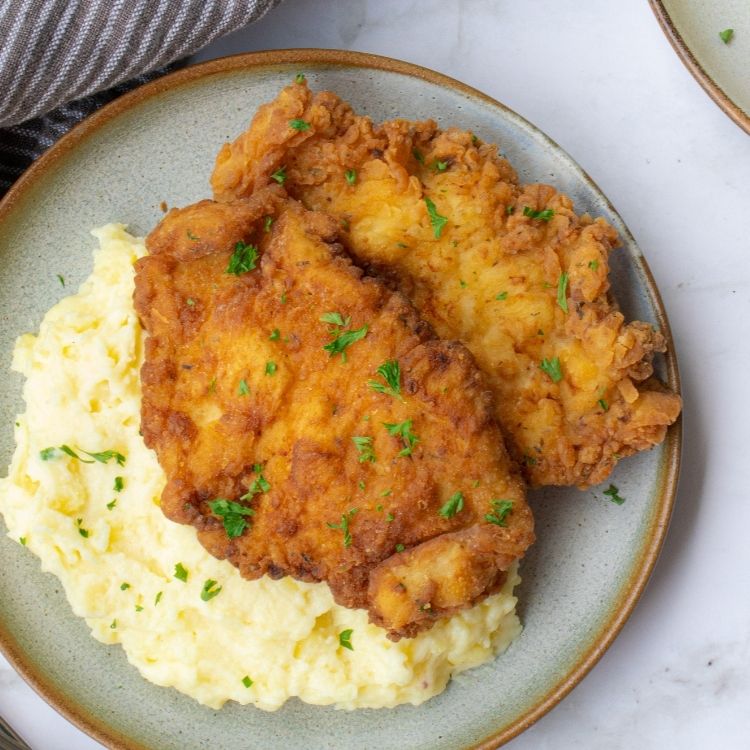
<box><xmin>0</xmin><ymin>48</ymin><xmax>682</xmax><ymax>750</ymax></box>
<box><xmin>648</xmin><ymin>0</ymin><xmax>750</xmax><ymax>135</ymax></box>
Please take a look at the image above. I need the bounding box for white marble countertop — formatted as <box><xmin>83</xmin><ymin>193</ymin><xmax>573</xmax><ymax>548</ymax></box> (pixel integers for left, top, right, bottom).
<box><xmin>1</xmin><ymin>1</ymin><xmax>749</xmax><ymax>748</ymax></box>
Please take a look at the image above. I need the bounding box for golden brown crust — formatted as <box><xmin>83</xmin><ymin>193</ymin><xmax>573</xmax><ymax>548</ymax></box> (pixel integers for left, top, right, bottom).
<box><xmin>211</xmin><ymin>81</ymin><xmax>682</xmax><ymax>488</ymax></box>
<box><xmin>135</xmin><ymin>195</ymin><xmax>533</xmax><ymax>639</ymax></box>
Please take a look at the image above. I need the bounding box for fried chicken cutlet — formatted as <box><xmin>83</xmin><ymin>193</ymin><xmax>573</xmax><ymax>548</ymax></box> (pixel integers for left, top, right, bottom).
<box><xmin>211</xmin><ymin>80</ymin><xmax>682</xmax><ymax>488</ymax></box>
<box><xmin>134</xmin><ymin>190</ymin><xmax>534</xmax><ymax>639</ymax></box>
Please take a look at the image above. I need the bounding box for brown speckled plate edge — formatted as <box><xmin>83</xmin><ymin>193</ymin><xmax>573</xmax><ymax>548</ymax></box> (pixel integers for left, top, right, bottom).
<box><xmin>649</xmin><ymin>0</ymin><xmax>750</xmax><ymax>134</ymax></box>
<box><xmin>0</xmin><ymin>49</ymin><xmax>682</xmax><ymax>750</ymax></box>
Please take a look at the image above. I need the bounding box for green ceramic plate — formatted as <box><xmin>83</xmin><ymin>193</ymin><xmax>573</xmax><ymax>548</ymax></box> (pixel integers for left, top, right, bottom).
<box><xmin>650</xmin><ymin>0</ymin><xmax>750</xmax><ymax>133</ymax></box>
<box><xmin>0</xmin><ymin>50</ymin><xmax>681</xmax><ymax>750</ymax></box>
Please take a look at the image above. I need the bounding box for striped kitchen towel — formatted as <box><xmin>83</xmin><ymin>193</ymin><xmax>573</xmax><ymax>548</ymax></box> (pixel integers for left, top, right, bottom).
<box><xmin>0</xmin><ymin>0</ymin><xmax>282</xmax><ymax>196</ymax></box>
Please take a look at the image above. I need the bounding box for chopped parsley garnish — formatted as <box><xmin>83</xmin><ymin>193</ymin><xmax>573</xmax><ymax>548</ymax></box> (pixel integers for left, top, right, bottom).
<box><xmin>523</xmin><ymin>454</ymin><xmax>538</xmax><ymax>466</ymax></box>
<box><xmin>265</xmin><ymin>360</ymin><xmax>277</xmax><ymax>376</ymax></box>
<box><xmin>187</xmin><ymin>230</ymin><xmax>199</xmax><ymax>240</ymax></box>
<box><xmin>135</xmin><ymin>605</ymin><xmax>144</xmax><ymax>612</ymax></box>
<box><xmin>383</xmin><ymin>420</ymin><xmax>419</xmax><ymax>457</ymax></box>
<box><xmin>368</xmin><ymin>359</ymin><xmax>402</xmax><ymax>400</ymax></box>
<box><xmin>472</xmin><ymin>479</ymin><xmax>481</xmax><ymax>488</ymax></box>
<box><xmin>540</xmin><ymin>357</ymin><xmax>563</xmax><ymax>383</ymax></box>
<box><xmin>39</xmin><ymin>447</ymin><xmax>57</xmax><ymax>460</ymax></box>
<box><xmin>264</xmin><ymin>215</ymin><xmax>274</xmax><ymax>232</ymax></box>
<box><xmin>438</xmin><ymin>492</ymin><xmax>464</xmax><ymax>519</ymax></box>
<box><xmin>201</xmin><ymin>579</ymin><xmax>222</xmax><ymax>601</ymax></box>
<box><xmin>280</xmin><ymin>293</ymin><xmax>287</xmax><ymax>304</ymax></box>
<box><xmin>396</xmin><ymin>242</ymin><xmax>408</xmax><ymax>248</ymax></box>
<box><xmin>495</xmin><ymin>291</ymin><xmax>508</xmax><ymax>301</ymax></box>
<box><xmin>338</xmin><ymin>628</ymin><xmax>354</xmax><ymax>650</ymax></box>
<box><xmin>485</xmin><ymin>499</ymin><xmax>513</xmax><ymax>526</ymax></box>
<box><xmin>82</xmin><ymin>448</ymin><xmax>126</xmax><ymax>466</ymax></box>
<box><xmin>19</xmin><ymin>536</ymin><xmax>27</xmax><ymax>546</ymax></box>
<box><xmin>460</xmin><ymin>279</ymin><xmax>467</xmax><ymax>288</ymax></box>
<box><xmin>345</xmin><ymin>169</ymin><xmax>357</xmax><ymax>185</ymax></box>
<box><xmin>238</xmin><ymin>379</ymin><xmax>250</xmax><ymax>396</ymax></box>
<box><xmin>506</xmin><ymin>205</ymin><xmax>515</xmax><ymax>215</ymax></box>
<box><xmin>358</xmin><ymin>480</ymin><xmax>366</xmax><ymax>491</ymax></box>
<box><xmin>186</xmin><ymin>298</ymin><xmax>195</xmax><ymax>307</ymax></box>
<box><xmin>603</xmin><ymin>484</ymin><xmax>625</xmax><ymax>505</ymax></box>
<box><xmin>269</xmin><ymin>328</ymin><xmax>281</xmax><ymax>341</ymax></box>
<box><xmin>155</xmin><ymin>591</ymin><xmax>163</xmax><ymax>605</ymax></box>
<box><xmin>295</xmin><ymin>72</ymin><xmax>306</xmax><ymax>83</ymax></box>
<box><xmin>588</xmin><ymin>260</ymin><xmax>599</xmax><ymax>270</ymax></box>
<box><xmin>110</xmin><ymin>619</ymin><xmax>117</xmax><ymax>630</ymax></box>
<box><xmin>386</xmin><ymin>512</ymin><xmax>395</xmax><ymax>522</ymax></box>
<box><xmin>381</xmin><ymin>489</ymin><xmax>392</xmax><ymax>497</ymax></box>
<box><xmin>174</xmin><ymin>563</ymin><xmax>188</xmax><ymax>582</ymax></box>
<box><xmin>41</xmin><ymin>445</ymin><xmax>126</xmax><ymax>465</ymax></box>
<box><xmin>412</xmin><ymin>148</ymin><xmax>424</xmax><ymax>164</ymax></box>
<box><xmin>75</xmin><ymin>518</ymin><xmax>89</xmax><ymax>538</ymax></box>
<box><xmin>432</xmin><ymin>160</ymin><xmax>448</xmax><ymax>172</ymax></box>
<box><xmin>523</xmin><ymin>206</ymin><xmax>555</xmax><ymax>222</ymax></box>
<box><xmin>289</xmin><ymin>118</ymin><xmax>311</xmax><ymax>131</ymax></box>
<box><xmin>209</xmin><ymin>498</ymin><xmax>256</xmax><ymax>538</ymax></box>
<box><xmin>327</xmin><ymin>508</ymin><xmax>358</xmax><ymax>547</ymax></box>
<box><xmin>395</xmin><ymin>543</ymin><xmax>405</xmax><ymax>552</ymax></box>
<box><xmin>242</xmin><ymin>464</ymin><xmax>271</xmax><ymax>499</ymax></box>
<box><xmin>271</xmin><ymin>166</ymin><xmax>287</xmax><ymax>184</ymax></box>
<box><xmin>242</xmin><ymin>676</ymin><xmax>254</xmax><ymax>688</ymax></box>
<box><xmin>226</xmin><ymin>241</ymin><xmax>258</xmax><ymax>275</ymax></box>
<box><xmin>208</xmin><ymin>377</ymin><xmax>217</xmax><ymax>393</ymax></box>
<box><xmin>557</xmin><ymin>272</ymin><xmax>569</xmax><ymax>313</ymax></box>
<box><xmin>106</xmin><ymin>498</ymin><xmax>117</xmax><ymax>510</ymax></box>
<box><xmin>56</xmin><ymin>274</ymin><xmax>65</xmax><ymax>287</ymax></box>
<box><xmin>320</xmin><ymin>311</ymin><xmax>350</xmax><ymax>327</ymax></box>
<box><xmin>120</xmin><ymin>582</ymin><xmax>130</xmax><ymax>591</ymax></box>
<box><xmin>424</xmin><ymin>197</ymin><xmax>448</xmax><ymax>238</ymax></box>
<box><xmin>323</xmin><ymin>324</ymin><xmax>368</xmax><ymax>361</ymax></box>
<box><xmin>114</xmin><ymin>476</ymin><xmax>124</xmax><ymax>492</ymax></box>
<box><xmin>598</xmin><ymin>398</ymin><xmax>609</xmax><ymax>411</ymax></box>
<box><xmin>352</xmin><ymin>436</ymin><xmax>376</xmax><ymax>463</ymax></box>
<box><xmin>719</xmin><ymin>28</ymin><xmax>734</xmax><ymax>44</ymax></box>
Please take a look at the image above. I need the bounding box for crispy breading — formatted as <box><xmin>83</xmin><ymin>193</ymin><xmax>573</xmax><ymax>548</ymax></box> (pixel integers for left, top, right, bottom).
<box><xmin>211</xmin><ymin>82</ymin><xmax>682</xmax><ymax>488</ymax></box>
<box><xmin>134</xmin><ymin>194</ymin><xmax>533</xmax><ymax>639</ymax></box>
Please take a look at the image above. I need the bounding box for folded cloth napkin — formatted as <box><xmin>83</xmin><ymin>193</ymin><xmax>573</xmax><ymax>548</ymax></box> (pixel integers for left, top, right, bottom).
<box><xmin>0</xmin><ymin>0</ymin><xmax>282</xmax><ymax>196</ymax></box>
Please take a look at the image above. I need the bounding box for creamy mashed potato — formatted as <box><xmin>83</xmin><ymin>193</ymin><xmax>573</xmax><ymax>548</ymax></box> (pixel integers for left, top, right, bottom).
<box><xmin>0</xmin><ymin>224</ymin><xmax>521</xmax><ymax>711</ymax></box>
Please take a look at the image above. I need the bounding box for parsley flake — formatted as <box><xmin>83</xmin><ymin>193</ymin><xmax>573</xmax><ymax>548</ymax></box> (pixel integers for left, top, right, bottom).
<box><xmin>424</xmin><ymin>197</ymin><xmax>448</xmax><ymax>238</ymax></box>
<box><xmin>506</xmin><ymin>205</ymin><xmax>515</xmax><ymax>215</ymax></box>
<box><xmin>523</xmin><ymin>206</ymin><xmax>555</xmax><ymax>221</ymax></box>
<box><xmin>719</xmin><ymin>28</ymin><xmax>734</xmax><ymax>44</ymax></box>
<box><xmin>114</xmin><ymin>476</ymin><xmax>124</xmax><ymax>492</ymax></box>
<box><xmin>269</xmin><ymin>328</ymin><xmax>281</xmax><ymax>341</ymax></box>
<box><xmin>323</xmin><ymin>324</ymin><xmax>368</xmax><ymax>360</ymax></box>
<box><xmin>432</xmin><ymin>160</ymin><xmax>448</xmax><ymax>172</ymax></box>
<box><xmin>338</xmin><ymin>628</ymin><xmax>354</xmax><ymax>650</ymax></box>
<box><xmin>588</xmin><ymin>260</ymin><xmax>599</xmax><ymax>270</ymax></box>
<box><xmin>39</xmin><ymin>447</ymin><xmax>57</xmax><ymax>460</ymax></box>
<box><xmin>412</xmin><ymin>148</ymin><xmax>424</xmax><ymax>164</ymax></box>
<box><xmin>603</xmin><ymin>485</ymin><xmax>625</xmax><ymax>505</ymax></box>
<box><xmin>320</xmin><ymin>311</ymin><xmax>351</xmax><ymax>328</ymax></box>
<box><xmin>540</xmin><ymin>357</ymin><xmax>563</xmax><ymax>383</ymax></box>
<box><xmin>295</xmin><ymin>72</ymin><xmax>306</xmax><ymax>84</ymax></box>
<box><xmin>598</xmin><ymin>398</ymin><xmax>609</xmax><ymax>411</ymax></box>
<box><xmin>238</xmin><ymin>379</ymin><xmax>250</xmax><ymax>396</ymax></box>
<box><xmin>110</xmin><ymin>619</ymin><xmax>117</xmax><ymax>630</ymax></box>
<box><xmin>345</xmin><ymin>169</ymin><xmax>357</xmax><ymax>185</ymax></box>
<box><xmin>271</xmin><ymin>166</ymin><xmax>287</xmax><ymax>184</ymax></box>
<box><xmin>241</xmin><ymin>464</ymin><xmax>271</xmax><ymax>499</ymax></box>
<box><xmin>485</xmin><ymin>499</ymin><xmax>513</xmax><ymax>526</ymax></box>
<box><xmin>438</xmin><ymin>492</ymin><xmax>464</xmax><ymax>519</ymax></box>
<box><xmin>265</xmin><ymin>360</ymin><xmax>277</xmax><ymax>376</ymax></box>
<box><xmin>368</xmin><ymin>359</ymin><xmax>402</xmax><ymax>400</ymax></box>
<box><xmin>352</xmin><ymin>436</ymin><xmax>376</xmax><ymax>463</ymax></box>
<box><xmin>242</xmin><ymin>676</ymin><xmax>254</xmax><ymax>688</ymax></box>
<box><xmin>174</xmin><ymin>563</ymin><xmax>188</xmax><ymax>582</ymax></box>
<box><xmin>135</xmin><ymin>605</ymin><xmax>144</xmax><ymax>612</ymax></box>
<box><xmin>395</xmin><ymin>543</ymin><xmax>405</xmax><ymax>553</ymax></box>
<box><xmin>495</xmin><ymin>291</ymin><xmax>508</xmax><ymax>301</ymax></box>
<box><xmin>201</xmin><ymin>579</ymin><xmax>222</xmax><ymax>601</ymax></box>
<box><xmin>226</xmin><ymin>241</ymin><xmax>258</xmax><ymax>275</ymax></box>
<box><xmin>155</xmin><ymin>591</ymin><xmax>163</xmax><ymax>605</ymax></box>
<box><xmin>358</xmin><ymin>480</ymin><xmax>366</xmax><ymax>490</ymax></box>
<box><xmin>19</xmin><ymin>536</ymin><xmax>26</xmax><ymax>546</ymax></box>
<box><xmin>289</xmin><ymin>118</ymin><xmax>310</xmax><ymax>131</ymax></box>
<box><xmin>120</xmin><ymin>582</ymin><xmax>130</xmax><ymax>591</ymax></box>
<box><xmin>327</xmin><ymin>508</ymin><xmax>358</xmax><ymax>547</ymax></box>
<box><xmin>56</xmin><ymin>274</ymin><xmax>65</xmax><ymax>287</ymax></box>
<box><xmin>557</xmin><ymin>272</ymin><xmax>569</xmax><ymax>313</ymax></box>
<box><xmin>383</xmin><ymin>420</ymin><xmax>419</xmax><ymax>457</ymax></box>
<box><xmin>209</xmin><ymin>498</ymin><xmax>255</xmax><ymax>538</ymax></box>
<box><xmin>107</xmin><ymin>498</ymin><xmax>117</xmax><ymax>510</ymax></box>
<box><xmin>75</xmin><ymin>518</ymin><xmax>89</xmax><ymax>538</ymax></box>
<box><xmin>264</xmin><ymin>215</ymin><xmax>274</xmax><ymax>232</ymax></box>
<box><xmin>386</xmin><ymin>512</ymin><xmax>395</xmax><ymax>522</ymax></box>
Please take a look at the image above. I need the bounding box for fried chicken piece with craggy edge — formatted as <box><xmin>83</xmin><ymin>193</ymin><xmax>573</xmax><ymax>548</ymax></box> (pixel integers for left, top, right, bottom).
<box><xmin>211</xmin><ymin>81</ymin><xmax>682</xmax><ymax>488</ymax></box>
<box><xmin>134</xmin><ymin>192</ymin><xmax>534</xmax><ymax>639</ymax></box>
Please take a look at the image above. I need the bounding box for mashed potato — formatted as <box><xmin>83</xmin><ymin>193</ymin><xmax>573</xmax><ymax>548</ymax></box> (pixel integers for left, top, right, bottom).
<box><xmin>0</xmin><ymin>224</ymin><xmax>521</xmax><ymax>711</ymax></box>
